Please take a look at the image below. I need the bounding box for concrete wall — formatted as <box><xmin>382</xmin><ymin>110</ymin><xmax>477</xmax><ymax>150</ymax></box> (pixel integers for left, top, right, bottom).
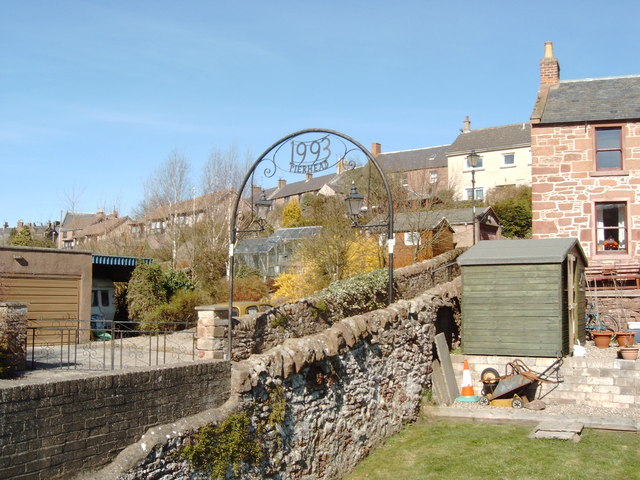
<box><xmin>98</xmin><ymin>279</ymin><xmax>462</xmax><ymax>480</ymax></box>
<box><xmin>0</xmin><ymin>361</ymin><xmax>230</xmax><ymax>480</ymax></box>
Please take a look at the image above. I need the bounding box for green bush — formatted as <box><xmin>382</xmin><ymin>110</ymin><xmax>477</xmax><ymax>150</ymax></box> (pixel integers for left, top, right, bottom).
<box><xmin>127</xmin><ymin>263</ymin><xmax>168</xmax><ymax>324</ymax></box>
<box><xmin>140</xmin><ymin>289</ymin><xmax>209</xmax><ymax>332</ymax></box>
<box><xmin>164</xmin><ymin>269</ymin><xmax>195</xmax><ymax>297</ymax></box>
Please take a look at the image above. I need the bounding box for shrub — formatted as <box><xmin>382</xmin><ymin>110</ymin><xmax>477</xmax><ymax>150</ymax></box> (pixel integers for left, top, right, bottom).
<box><xmin>215</xmin><ymin>274</ymin><xmax>269</xmax><ymax>302</ymax></box>
<box><xmin>164</xmin><ymin>269</ymin><xmax>195</xmax><ymax>297</ymax></box>
<box><xmin>140</xmin><ymin>289</ymin><xmax>210</xmax><ymax>332</ymax></box>
<box><xmin>127</xmin><ymin>263</ymin><xmax>168</xmax><ymax>324</ymax></box>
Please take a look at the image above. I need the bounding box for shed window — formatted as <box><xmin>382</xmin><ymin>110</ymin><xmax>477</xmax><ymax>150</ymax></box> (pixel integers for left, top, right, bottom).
<box><xmin>596</xmin><ymin>127</ymin><xmax>622</xmax><ymax>170</ymax></box>
<box><xmin>595</xmin><ymin>202</ymin><xmax>627</xmax><ymax>253</ymax></box>
<box><xmin>404</xmin><ymin>232</ymin><xmax>420</xmax><ymax>246</ymax></box>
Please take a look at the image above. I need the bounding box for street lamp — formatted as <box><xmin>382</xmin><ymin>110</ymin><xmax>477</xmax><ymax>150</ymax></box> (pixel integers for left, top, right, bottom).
<box><xmin>345</xmin><ymin>181</ymin><xmax>365</xmax><ymax>225</ymax></box>
<box><xmin>254</xmin><ymin>189</ymin><xmax>272</xmax><ymax>227</ymax></box>
<box><xmin>344</xmin><ymin>181</ymin><xmax>394</xmax><ymax>304</ymax></box>
<box><xmin>466</xmin><ymin>150</ymin><xmax>480</xmax><ymax>245</ymax></box>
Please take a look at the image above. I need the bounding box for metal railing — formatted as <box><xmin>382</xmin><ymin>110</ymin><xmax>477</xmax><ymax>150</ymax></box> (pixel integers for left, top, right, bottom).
<box><xmin>26</xmin><ymin>320</ymin><xmax>198</xmax><ymax>371</ymax></box>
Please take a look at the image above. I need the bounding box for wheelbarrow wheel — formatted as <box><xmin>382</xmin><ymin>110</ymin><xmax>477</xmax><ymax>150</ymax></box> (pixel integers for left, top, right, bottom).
<box><xmin>478</xmin><ymin>395</ymin><xmax>490</xmax><ymax>407</ymax></box>
<box><xmin>512</xmin><ymin>397</ymin><xmax>524</xmax><ymax>409</ymax></box>
<box><xmin>480</xmin><ymin>368</ymin><xmax>500</xmax><ymax>383</ymax></box>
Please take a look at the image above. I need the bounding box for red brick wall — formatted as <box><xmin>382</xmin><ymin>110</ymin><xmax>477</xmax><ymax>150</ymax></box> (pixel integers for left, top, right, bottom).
<box><xmin>531</xmin><ymin>121</ymin><xmax>640</xmax><ymax>263</ymax></box>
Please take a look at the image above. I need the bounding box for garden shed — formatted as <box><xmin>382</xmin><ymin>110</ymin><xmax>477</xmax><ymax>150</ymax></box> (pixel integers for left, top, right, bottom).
<box><xmin>457</xmin><ymin>238</ymin><xmax>588</xmax><ymax>357</ymax></box>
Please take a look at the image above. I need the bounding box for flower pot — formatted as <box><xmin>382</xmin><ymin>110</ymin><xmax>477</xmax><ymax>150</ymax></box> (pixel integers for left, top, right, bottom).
<box><xmin>615</xmin><ymin>332</ymin><xmax>635</xmax><ymax>347</ymax></box>
<box><xmin>619</xmin><ymin>347</ymin><xmax>639</xmax><ymax>360</ymax></box>
<box><xmin>592</xmin><ymin>331</ymin><xmax>613</xmax><ymax>348</ymax></box>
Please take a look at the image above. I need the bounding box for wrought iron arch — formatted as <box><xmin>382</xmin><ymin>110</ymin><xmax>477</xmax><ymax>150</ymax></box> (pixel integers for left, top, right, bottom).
<box><xmin>227</xmin><ymin>128</ymin><xmax>394</xmax><ymax>360</ymax></box>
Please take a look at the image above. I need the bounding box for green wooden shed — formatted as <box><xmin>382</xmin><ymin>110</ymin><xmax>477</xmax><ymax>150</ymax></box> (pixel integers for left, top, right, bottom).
<box><xmin>458</xmin><ymin>238</ymin><xmax>588</xmax><ymax>357</ymax></box>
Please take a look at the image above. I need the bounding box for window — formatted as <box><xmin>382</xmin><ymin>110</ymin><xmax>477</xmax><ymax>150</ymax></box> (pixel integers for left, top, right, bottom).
<box><xmin>596</xmin><ymin>127</ymin><xmax>622</xmax><ymax>170</ymax></box>
<box><xmin>92</xmin><ymin>291</ymin><xmax>99</xmax><ymax>307</ymax></box>
<box><xmin>430</xmin><ymin>171</ymin><xmax>438</xmax><ymax>184</ymax></box>
<box><xmin>466</xmin><ymin>156</ymin><xmax>483</xmax><ymax>169</ymax></box>
<box><xmin>596</xmin><ymin>202</ymin><xmax>627</xmax><ymax>252</ymax></box>
<box><xmin>465</xmin><ymin>187</ymin><xmax>484</xmax><ymax>200</ymax></box>
<box><xmin>404</xmin><ymin>232</ymin><xmax>420</xmax><ymax>246</ymax></box>
<box><xmin>400</xmin><ymin>173</ymin><xmax>409</xmax><ymax>187</ymax></box>
<box><xmin>503</xmin><ymin>153</ymin><xmax>515</xmax><ymax>166</ymax></box>
<box><xmin>101</xmin><ymin>290</ymin><xmax>110</xmax><ymax>307</ymax></box>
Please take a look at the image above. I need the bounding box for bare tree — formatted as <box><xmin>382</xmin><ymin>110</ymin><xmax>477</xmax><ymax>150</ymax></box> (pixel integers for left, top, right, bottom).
<box><xmin>202</xmin><ymin>145</ymin><xmax>253</xmax><ymax>194</ymax></box>
<box><xmin>140</xmin><ymin>150</ymin><xmax>192</xmax><ymax>268</ymax></box>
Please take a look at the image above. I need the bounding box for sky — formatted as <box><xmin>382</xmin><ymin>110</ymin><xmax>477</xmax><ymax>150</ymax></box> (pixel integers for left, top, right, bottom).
<box><xmin>3</xmin><ymin>1</ymin><xmax>640</xmax><ymax>227</ymax></box>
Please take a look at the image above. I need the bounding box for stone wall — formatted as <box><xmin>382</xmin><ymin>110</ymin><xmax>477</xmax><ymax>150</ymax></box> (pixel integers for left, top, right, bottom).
<box><xmin>0</xmin><ymin>361</ymin><xmax>230</xmax><ymax>480</ymax></box>
<box><xmin>531</xmin><ymin>122</ymin><xmax>640</xmax><ymax>262</ymax></box>
<box><xmin>197</xmin><ymin>248</ymin><xmax>463</xmax><ymax>361</ymax></box>
<box><xmin>587</xmin><ymin>294</ymin><xmax>640</xmax><ymax>326</ymax></box>
<box><xmin>97</xmin><ymin>279</ymin><xmax>462</xmax><ymax>480</ymax></box>
<box><xmin>0</xmin><ymin>302</ymin><xmax>27</xmax><ymax>375</ymax></box>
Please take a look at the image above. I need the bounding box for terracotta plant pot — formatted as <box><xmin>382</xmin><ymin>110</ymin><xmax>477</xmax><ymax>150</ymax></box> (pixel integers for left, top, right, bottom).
<box><xmin>619</xmin><ymin>347</ymin><xmax>639</xmax><ymax>360</ymax></box>
<box><xmin>592</xmin><ymin>331</ymin><xmax>613</xmax><ymax>348</ymax></box>
<box><xmin>615</xmin><ymin>332</ymin><xmax>635</xmax><ymax>347</ymax></box>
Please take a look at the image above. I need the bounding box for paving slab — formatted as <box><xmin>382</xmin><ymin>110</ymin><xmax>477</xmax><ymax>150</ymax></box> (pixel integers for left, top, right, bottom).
<box><xmin>423</xmin><ymin>405</ymin><xmax>639</xmax><ymax>432</ymax></box>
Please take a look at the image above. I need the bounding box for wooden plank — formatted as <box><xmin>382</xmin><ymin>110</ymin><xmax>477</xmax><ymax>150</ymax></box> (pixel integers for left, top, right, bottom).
<box><xmin>434</xmin><ymin>333</ymin><xmax>459</xmax><ymax>405</ymax></box>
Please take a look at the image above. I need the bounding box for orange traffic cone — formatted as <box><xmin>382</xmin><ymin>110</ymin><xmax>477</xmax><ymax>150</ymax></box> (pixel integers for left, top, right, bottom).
<box><xmin>456</xmin><ymin>360</ymin><xmax>479</xmax><ymax>402</ymax></box>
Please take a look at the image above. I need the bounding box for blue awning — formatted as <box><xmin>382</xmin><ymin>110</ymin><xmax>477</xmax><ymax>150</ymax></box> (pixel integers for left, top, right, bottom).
<box><xmin>91</xmin><ymin>255</ymin><xmax>153</xmax><ymax>266</ymax></box>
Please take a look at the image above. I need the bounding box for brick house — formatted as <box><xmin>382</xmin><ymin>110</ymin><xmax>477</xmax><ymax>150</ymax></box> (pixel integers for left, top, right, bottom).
<box><xmin>530</xmin><ymin>41</ymin><xmax>640</xmax><ymax>272</ymax></box>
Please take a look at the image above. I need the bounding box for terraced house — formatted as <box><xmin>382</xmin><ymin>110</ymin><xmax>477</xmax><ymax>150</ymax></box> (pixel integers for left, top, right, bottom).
<box><xmin>530</xmin><ymin>42</ymin><xmax>640</xmax><ymax>275</ymax></box>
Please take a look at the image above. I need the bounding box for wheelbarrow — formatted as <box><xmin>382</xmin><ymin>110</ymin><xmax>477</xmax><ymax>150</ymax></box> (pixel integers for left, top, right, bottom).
<box><xmin>478</xmin><ymin>357</ymin><xmax>563</xmax><ymax>409</ymax></box>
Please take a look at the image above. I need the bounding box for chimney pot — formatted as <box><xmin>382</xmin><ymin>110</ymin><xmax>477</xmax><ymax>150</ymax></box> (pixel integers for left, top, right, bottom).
<box><xmin>463</xmin><ymin>116</ymin><xmax>471</xmax><ymax>133</ymax></box>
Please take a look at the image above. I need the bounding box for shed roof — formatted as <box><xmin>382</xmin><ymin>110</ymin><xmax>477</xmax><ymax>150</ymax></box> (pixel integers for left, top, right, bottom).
<box><xmin>457</xmin><ymin>238</ymin><xmax>587</xmax><ymax>266</ymax></box>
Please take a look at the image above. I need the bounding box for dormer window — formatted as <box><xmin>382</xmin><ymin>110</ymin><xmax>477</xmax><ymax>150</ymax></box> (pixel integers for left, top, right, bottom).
<box><xmin>596</xmin><ymin>127</ymin><xmax>622</xmax><ymax>170</ymax></box>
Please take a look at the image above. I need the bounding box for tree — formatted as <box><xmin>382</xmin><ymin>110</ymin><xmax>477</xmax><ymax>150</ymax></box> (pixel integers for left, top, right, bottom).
<box><xmin>281</xmin><ymin>199</ymin><xmax>302</xmax><ymax>228</ymax></box>
<box><xmin>139</xmin><ymin>150</ymin><xmax>192</xmax><ymax>268</ymax></box>
<box><xmin>127</xmin><ymin>263</ymin><xmax>168</xmax><ymax>324</ymax></box>
<box><xmin>487</xmin><ymin>185</ymin><xmax>532</xmax><ymax>238</ymax></box>
<box><xmin>8</xmin><ymin>226</ymin><xmax>55</xmax><ymax>248</ymax></box>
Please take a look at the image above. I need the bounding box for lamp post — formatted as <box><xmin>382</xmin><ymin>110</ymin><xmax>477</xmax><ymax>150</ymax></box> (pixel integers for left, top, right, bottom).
<box><xmin>466</xmin><ymin>150</ymin><xmax>480</xmax><ymax>245</ymax></box>
<box><xmin>345</xmin><ymin>181</ymin><xmax>394</xmax><ymax>304</ymax></box>
<box><xmin>227</xmin><ymin>189</ymin><xmax>272</xmax><ymax>360</ymax></box>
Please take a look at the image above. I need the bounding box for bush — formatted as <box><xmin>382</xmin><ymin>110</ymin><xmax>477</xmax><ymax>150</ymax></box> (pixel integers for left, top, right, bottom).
<box><xmin>140</xmin><ymin>289</ymin><xmax>210</xmax><ymax>332</ymax></box>
<box><xmin>164</xmin><ymin>269</ymin><xmax>195</xmax><ymax>297</ymax></box>
<box><xmin>215</xmin><ymin>274</ymin><xmax>269</xmax><ymax>302</ymax></box>
<box><xmin>127</xmin><ymin>263</ymin><xmax>168</xmax><ymax>323</ymax></box>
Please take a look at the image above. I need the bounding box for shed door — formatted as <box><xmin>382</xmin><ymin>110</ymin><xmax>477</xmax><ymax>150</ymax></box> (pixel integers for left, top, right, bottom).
<box><xmin>567</xmin><ymin>255</ymin><xmax>578</xmax><ymax>352</ymax></box>
<box><xmin>1</xmin><ymin>276</ymin><xmax>80</xmax><ymax>345</ymax></box>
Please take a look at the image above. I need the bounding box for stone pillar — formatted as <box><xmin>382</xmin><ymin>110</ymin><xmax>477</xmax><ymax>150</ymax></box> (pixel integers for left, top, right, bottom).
<box><xmin>0</xmin><ymin>302</ymin><xmax>28</xmax><ymax>375</ymax></box>
<box><xmin>195</xmin><ymin>305</ymin><xmax>229</xmax><ymax>360</ymax></box>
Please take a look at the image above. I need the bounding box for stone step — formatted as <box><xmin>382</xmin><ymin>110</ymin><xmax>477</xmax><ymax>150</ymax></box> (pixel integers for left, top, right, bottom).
<box><xmin>529</xmin><ymin>420</ymin><xmax>584</xmax><ymax>442</ymax></box>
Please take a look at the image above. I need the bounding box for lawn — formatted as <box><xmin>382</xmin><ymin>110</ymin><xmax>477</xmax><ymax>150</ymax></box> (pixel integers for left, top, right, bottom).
<box><xmin>344</xmin><ymin>419</ymin><xmax>639</xmax><ymax>480</ymax></box>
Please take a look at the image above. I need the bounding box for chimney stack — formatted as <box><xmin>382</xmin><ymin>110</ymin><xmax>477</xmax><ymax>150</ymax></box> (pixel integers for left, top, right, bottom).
<box><xmin>277</xmin><ymin>178</ymin><xmax>286</xmax><ymax>189</ymax></box>
<box><xmin>305</xmin><ymin>172</ymin><xmax>313</xmax><ymax>182</ymax></box>
<box><xmin>462</xmin><ymin>116</ymin><xmax>471</xmax><ymax>133</ymax></box>
<box><xmin>540</xmin><ymin>41</ymin><xmax>560</xmax><ymax>85</ymax></box>
<box><xmin>371</xmin><ymin>143</ymin><xmax>381</xmax><ymax>156</ymax></box>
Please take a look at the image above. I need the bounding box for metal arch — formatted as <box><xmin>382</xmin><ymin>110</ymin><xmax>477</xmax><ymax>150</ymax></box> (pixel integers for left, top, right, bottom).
<box><xmin>227</xmin><ymin>128</ymin><xmax>395</xmax><ymax>361</ymax></box>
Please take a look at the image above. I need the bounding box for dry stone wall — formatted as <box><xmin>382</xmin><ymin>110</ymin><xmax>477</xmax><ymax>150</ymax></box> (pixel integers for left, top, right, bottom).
<box><xmin>0</xmin><ymin>302</ymin><xmax>27</xmax><ymax>375</ymax></box>
<box><xmin>198</xmin><ymin>249</ymin><xmax>463</xmax><ymax>361</ymax></box>
<box><xmin>109</xmin><ymin>279</ymin><xmax>462</xmax><ymax>480</ymax></box>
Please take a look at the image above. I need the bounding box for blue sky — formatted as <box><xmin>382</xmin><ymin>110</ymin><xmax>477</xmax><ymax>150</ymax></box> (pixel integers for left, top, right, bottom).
<box><xmin>3</xmin><ymin>1</ymin><xmax>640</xmax><ymax>226</ymax></box>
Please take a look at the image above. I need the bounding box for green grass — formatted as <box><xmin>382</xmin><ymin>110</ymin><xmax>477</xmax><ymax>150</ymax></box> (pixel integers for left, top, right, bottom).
<box><xmin>344</xmin><ymin>419</ymin><xmax>639</xmax><ymax>480</ymax></box>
